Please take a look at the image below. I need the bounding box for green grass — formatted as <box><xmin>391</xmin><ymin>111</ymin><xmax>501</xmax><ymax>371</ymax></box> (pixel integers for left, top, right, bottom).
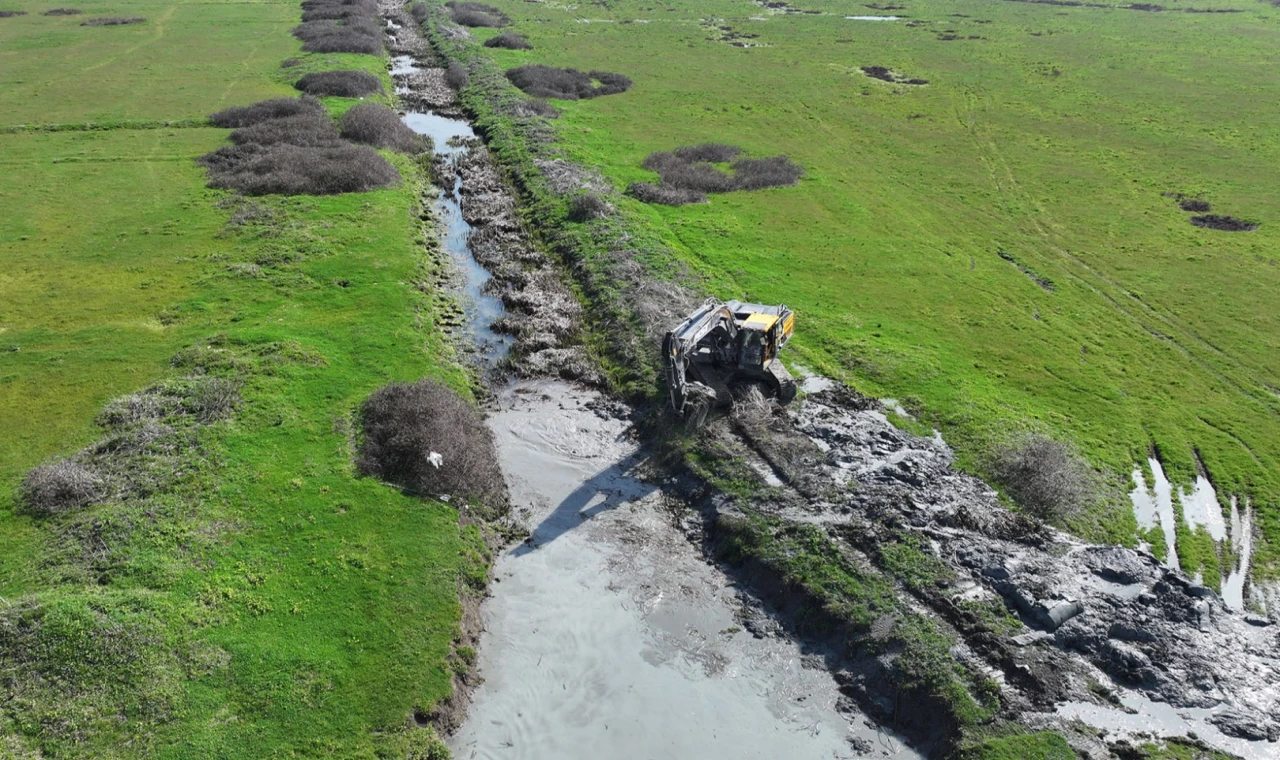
<box><xmin>463</xmin><ymin>0</ymin><xmax>1280</xmax><ymax>574</ymax></box>
<box><xmin>0</xmin><ymin>0</ymin><xmax>480</xmax><ymax>756</ymax></box>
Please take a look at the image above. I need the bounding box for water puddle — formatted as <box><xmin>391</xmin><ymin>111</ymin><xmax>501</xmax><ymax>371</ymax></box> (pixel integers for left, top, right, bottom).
<box><xmin>1222</xmin><ymin>497</ymin><xmax>1254</xmax><ymax>611</ymax></box>
<box><xmin>1128</xmin><ymin>458</ymin><xmax>1180</xmax><ymax>571</ymax></box>
<box><xmin>1056</xmin><ymin>694</ymin><xmax>1270</xmax><ymax>759</ymax></box>
<box><xmin>1180</xmin><ymin>474</ymin><xmax>1226</xmax><ymax>541</ymax></box>
<box><xmin>453</xmin><ymin>381</ymin><xmax>920</xmax><ymax>760</ymax></box>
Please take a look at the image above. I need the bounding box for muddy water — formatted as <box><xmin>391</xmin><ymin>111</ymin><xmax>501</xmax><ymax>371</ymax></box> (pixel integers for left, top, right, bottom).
<box><xmin>453</xmin><ymin>381</ymin><xmax>919</xmax><ymax>759</ymax></box>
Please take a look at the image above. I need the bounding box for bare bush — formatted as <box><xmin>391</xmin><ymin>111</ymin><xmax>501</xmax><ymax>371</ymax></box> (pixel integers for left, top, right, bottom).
<box><xmin>484</xmin><ymin>30</ymin><xmax>531</xmax><ymax>49</ymax></box>
<box><xmin>1190</xmin><ymin>214</ymin><xmax>1258</xmax><ymax>232</ymax></box>
<box><xmin>625</xmin><ymin>181</ymin><xmax>706</xmax><ymax>206</ymax></box>
<box><xmin>357</xmin><ymin>380</ymin><xmax>505</xmax><ymax>506</ymax></box>
<box><xmin>228</xmin><ymin>113</ymin><xmax>341</xmax><ymax>147</ymax></box>
<box><xmin>1178</xmin><ymin>198</ymin><xmax>1210</xmax><ymax>212</ymax></box>
<box><xmin>673</xmin><ymin>143</ymin><xmax>740</xmax><ymax>164</ymax></box>
<box><xmin>294</xmin><ymin>69</ymin><xmax>382</xmax><ymax>97</ymax></box>
<box><xmin>200</xmin><ymin>142</ymin><xmax>399</xmax><ymax>196</ymax></box>
<box><xmin>512</xmin><ymin>98</ymin><xmax>558</xmax><ymax>118</ymax></box>
<box><xmin>0</xmin><ymin>10</ymin><xmax>27</xmax><ymax>16</ymax></box>
<box><xmin>644</xmin><ymin>152</ymin><xmax>735</xmax><ymax>192</ymax></box>
<box><xmin>42</xmin><ymin>7</ymin><xmax>82</xmax><ymax>15</ymax></box>
<box><xmin>410</xmin><ymin>1</ymin><xmax>428</xmax><ymax>23</ymax></box>
<box><xmin>567</xmin><ymin>193</ymin><xmax>608</xmax><ymax>222</ymax></box>
<box><xmin>730</xmin><ymin>155</ymin><xmax>804</xmax><ymax>190</ymax></box>
<box><xmin>81</xmin><ymin>15</ymin><xmax>145</xmax><ymax>25</ymax></box>
<box><xmin>340</xmin><ymin>103</ymin><xmax>424</xmax><ymax>152</ymax></box>
<box><xmin>299</xmin><ymin>0</ymin><xmax>376</xmax><ymax>20</ymax></box>
<box><xmin>292</xmin><ymin>18</ymin><xmax>382</xmax><ymax>54</ymax></box>
<box><xmin>20</xmin><ymin>459</ymin><xmax>101</xmax><ymax>517</ymax></box>
<box><xmin>185</xmin><ymin>377</ymin><xmax>242</xmax><ymax>423</ymax></box>
<box><xmin>504</xmin><ymin>64</ymin><xmax>631</xmax><ymax>100</ymax></box>
<box><xmin>280</xmin><ymin>57</ymin><xmax>302</xmax><ymax>68</ymax></box>
<box><xmin>209</xmin><ymin>97</ymin><xmax>324</xmax><ymax>128</ymax></box>
<box><xmin>444</xmin><ymin>61</ymin><xmax>469</xmax><ymax>90</ymax></box>
<box><xmin>446</xmin><ymin>1</ymin><xmax>509</xmax><ymax>27</ymax></box>
<box><xmin>989</xmin><ymin>433</ymin><xmax>1097</xmax><ymax>522</ymax></box>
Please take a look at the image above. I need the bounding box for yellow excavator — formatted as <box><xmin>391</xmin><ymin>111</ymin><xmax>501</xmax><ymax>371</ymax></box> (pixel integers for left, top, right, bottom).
<box><xmin>662</xmin><ymin>299</ymin><xmax>796</xmax><ymax>418</ymax></box>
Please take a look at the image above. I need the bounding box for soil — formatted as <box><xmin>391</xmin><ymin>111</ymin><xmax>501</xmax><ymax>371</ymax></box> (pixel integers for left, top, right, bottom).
<box><xmin>1191</xmin><ymin>214</ymin><xmax>1258</xmax><ymax>232</ymax></box>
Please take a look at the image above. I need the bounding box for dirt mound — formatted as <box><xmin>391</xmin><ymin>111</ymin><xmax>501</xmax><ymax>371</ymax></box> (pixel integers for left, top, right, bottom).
<box><xmin>1190</xmin><ymin>214</ymin><xmax>1258</xmax><ymax>231</ymax></box>
<box><xmin>505</xmin><ymin>65</ymin><xmax>632</xmax><ymax>100</ymax></box>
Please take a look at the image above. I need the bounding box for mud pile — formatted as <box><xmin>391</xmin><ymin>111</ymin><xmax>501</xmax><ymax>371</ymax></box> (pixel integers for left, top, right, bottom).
<box><xmin>732</xmin><ymin>382</ymin><xmax>1280</xmax><ymax>752</ymax></box>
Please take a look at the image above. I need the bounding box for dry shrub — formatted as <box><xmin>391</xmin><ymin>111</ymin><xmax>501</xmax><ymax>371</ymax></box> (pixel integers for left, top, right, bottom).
<box><xmin>512</xmin><ymin>98</ymin><xmax>558</xmax><ymax>118</ymax></box>
<box><xmin>989</xmin><ymin>433</ymin><xmax>1097</xmax><ymax>522</ymax></box>
<box><xmin>81</xmin><ymin>15</ymin><xmax>144</xmax><ymax>25</ymax></box>
<box><xmin>1190</xmin><ymin>214</ymin><xmax>1257</xmax><ymax>231</ymax></box>
<box><xmin>673</xmin><ymin>143</ymin><xmax>740</xmax><ymax>163</ymax></box>
<box><xmin>731</xmin><ymin>155</ymin><xmax>804</xmax><ymax>190</ymax></box>
<box><xmin>210</xmin><ymin>97</ymin><xmax>325</xmax><ymax>128</ymax></box>
<box><xmin>340</xmin><ymin>103</ymin><xmax>425</xmax><ymax>152</ymax></box>
<box><xmin>632</xmin><ymin>145</ymin><xmax>803</xmax><ymax>204</ymax></box>
<box><xmin>200</xmin><ymin>142</ymin><xmax>399</xmax><ymax>196</ymax></box>
<box><xmin>280</xmin><ymin>57</ymin><xmax>302</xmax><ymax>68</ymax></box>
<box><xmin>20</xmin><ymin>460</ymin><xmax>101</xmax><ymax>517</ymax></box>
<box><xmin>446</xmin><ymin>1</ymin><xmax>509</xmax><ymax>27</ymax></box>
<box><xmin>567</xmin><ymin>193</ymin><xmax>608</xmax><ymax>222</ymax></box>
<box><xmin>42</xmin><ymin>7</ymin><xmax>82</xmax><ymax>15</ymax></box>
<box><xmin>625</xmin><ymin>182</ymin><xmax>706</xmax><ymax>206</ymax></box>
<box><xmin>484</xmin><ymin>30</ymin><xmax>532</xmax><ymax>49</ymax></box>
<box><xmin>410</xmin><ymin>1</ymin><xmax>428</xmax><ymax>22</ymax></box>
<box><xmin>357</xmin><ymin>380</ymin><xmax>505</xmax><ymax>505</ymax></box>
<box><xmin>292</xmin><ymin>17</ymin><xmax>382</xmax><ymax>54</ymax></box>
<box><xmin>299</xmin><ymin>0</ymin><xmax>376</xmax><ymax>20</ymax></box>
<box><xmin>1178</xmin><ymin>198</ymin><xmax>1210</xmax><ymax>212</ymax></box>
<box><xmin>444</xmin><ymin>61</ymin><xmax>469</xmax><ymax>90</ymax></box>
<box><xmin>294</xmin><ymin>69</ymin><xmax>382</xmax><ymax>97</ymax></box>
<box><xmin>227</xmin><ymin>113</ymin><xmax>341</xmax><ymax>147</ymax></box>
<box><xmin>0</xmin><ymin>10</ymin><xmax>27</xmax><ymax>16</ymax></box>
<box><xmin>504</xmin><ymin>64</ymin><xmax>631</xmax><ymax>100</ymax></box>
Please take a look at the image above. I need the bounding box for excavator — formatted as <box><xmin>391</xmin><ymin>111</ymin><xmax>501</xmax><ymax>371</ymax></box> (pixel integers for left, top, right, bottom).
<box><xmin>662</xmin><ymin>299</ymin><xmax>797</xmax><ymax>420</ymax></box>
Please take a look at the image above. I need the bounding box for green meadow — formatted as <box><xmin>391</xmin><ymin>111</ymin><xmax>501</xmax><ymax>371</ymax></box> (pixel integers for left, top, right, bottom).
<box><xmin>467</xmin><ymin>0</ymin><xmax>1280</xmax><ymax>575</ymax></box>
<box><xmin>0</xmin><ymin>1</ymin><xmax>471</xmax><ymax>756</ymax></box>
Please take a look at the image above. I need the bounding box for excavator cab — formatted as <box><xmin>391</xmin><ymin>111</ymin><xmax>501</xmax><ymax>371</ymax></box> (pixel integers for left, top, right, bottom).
<box><xmin>663</xmin><ymin>298</ymin><xmax>797</xmax><ymax>419</ymax></box>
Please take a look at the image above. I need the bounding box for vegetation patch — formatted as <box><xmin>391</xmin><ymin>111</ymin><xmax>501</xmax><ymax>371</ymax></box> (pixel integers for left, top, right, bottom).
<box><xmin>41</xmin><ymin>7</ymin><xmax>81</xmax><ymax>15</ymax></box>
<box><xmin>446</xmin><ymin>1</ymin><xmax>510</xmax><ymax>27</ymax></box>
<box><xmin>445</xmin><ymin>60</ymin><xmax>469</xmax><ymax>90</ymax></box>
<box><xmin>340</xmin><ymin>102</ymin><xmax>426</xmax><ymax>153</ymax></box>
<box><xmin>299</xmin><ymin>0</ymin><xmax>375</xmax><ymax>22</ymax></box>
<box><xmin>1190</xmin><ymin>214</ymin><xmax>1258</xmax><ymax>232</ymax></box>
<box><xmin>81</xmin><ymin>15</ymin><xmax>145</xmax><ymax>25</ymax></box>
<box><xmin>861</xmin><ymin>65</ymin><xmax>929</xmax><ymax>85</ymax></box>
<box><xmin>0</xmin><ymin>9</ymin><xmax>26</xmax><ymax>16</ymax></box>
<box><xmin>201</xmin><ymin>98</ymin><xmax>399</xmax><ymax>195</ymax></box>
<box><xmin>988</xmin><ymin>433</ymin><xmax>1100</xmax><ymax>522</ymax></box>
<box><xmin>357</xmin><ymin>379</ymin><xmax>507</xmax><ymax>509</ymax></box>
<box><xmin>484</xmin><ymin>30</ymin><xmax>531</xmax><ymax>49</ymax></box>
<box><xmin>210</xmin><ymin>96</ymin><xmax>326</xmax><ymax>128</ymax></box>
<box><xmin>1179</xmin><ymin>198</ymin><xmax>1211</xmax><ymax>212</ymax></box>
<box><xmin>294</xmin><ymin>69</ymin><xmax>383</xmax><ymax>97</ymax></box>
<box><xmin>627</xmin><ymin>143</ymin><xmax>803</xmax><ymax>205</ymax></box>
<box><xmin>505</xmin><ymin>64</ymin><xmax>632</xmax><ymax>100</ymax></box>
<box><xmin>292</xmin><ymin>17</ymin><xmax>382</xmax><ymax>55</ymax></box>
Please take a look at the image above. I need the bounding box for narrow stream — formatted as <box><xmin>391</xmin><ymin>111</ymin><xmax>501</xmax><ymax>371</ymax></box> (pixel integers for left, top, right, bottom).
<box><xmin>392</xmin><ymin>56</ymin><xmax>919</xmax><ymax>760</ymax></box>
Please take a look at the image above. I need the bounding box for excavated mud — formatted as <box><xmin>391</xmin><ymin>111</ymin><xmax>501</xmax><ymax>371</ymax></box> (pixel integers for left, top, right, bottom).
<box><xmin>722</xmin><ymin>382</ymin><xmax>1280</xmax><ymax>755</ymax></box>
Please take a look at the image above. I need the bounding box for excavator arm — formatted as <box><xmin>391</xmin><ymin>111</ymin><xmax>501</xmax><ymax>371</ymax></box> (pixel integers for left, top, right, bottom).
<box><xmin>662</xmin><ymin>298</ymin><xmax>735</xmax><ymax>415</ymax></box>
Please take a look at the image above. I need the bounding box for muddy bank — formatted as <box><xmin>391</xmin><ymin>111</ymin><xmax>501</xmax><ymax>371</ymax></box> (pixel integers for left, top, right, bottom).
<box><xmin>452</xmin><ymin>381</ymin><xmax>920</xmax><ymax>759</ymax></box>
<box><xmin>710</xmin><ymin>383</ymin><xmax>1280</xmax><ymax>755</ymax></box>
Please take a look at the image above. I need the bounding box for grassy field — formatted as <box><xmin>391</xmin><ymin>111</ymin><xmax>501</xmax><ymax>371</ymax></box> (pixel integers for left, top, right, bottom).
<box><xmin>464</xmin><ymin>0</ymin><xmax>1280</xmax><ymax>577</ymax></box>
<box><xmin>0</xmin><ymin>1</ymin><xmax>476</xmax><ymax>757</ymax></box>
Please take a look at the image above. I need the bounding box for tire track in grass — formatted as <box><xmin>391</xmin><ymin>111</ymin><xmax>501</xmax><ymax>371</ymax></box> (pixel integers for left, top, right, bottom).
<box><xmin>82</xmin><ymin>3</ymin><xmax>178</xmax><ymax>73</ymax></box>
<box><xmin>955</xmin><ymin>85</ymin><xmax>1280</xmax><ymax>422</ymax></box>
